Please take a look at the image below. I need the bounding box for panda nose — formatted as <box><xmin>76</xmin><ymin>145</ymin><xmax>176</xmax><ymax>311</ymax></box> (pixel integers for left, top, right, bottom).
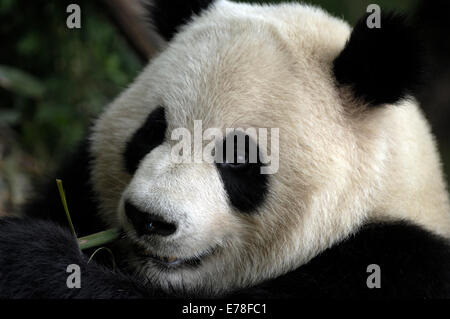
<box><xmin>125</xmin><ymin>201</ymin><xmax>177</xmax><ymax>237</ymax></box>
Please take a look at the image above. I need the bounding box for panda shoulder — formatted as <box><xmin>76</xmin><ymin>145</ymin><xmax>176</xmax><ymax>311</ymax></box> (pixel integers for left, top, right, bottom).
<box><xmin>234</xmin><ymin>221</ymin><xmax>450</xmax><ymax>299</ymax></box>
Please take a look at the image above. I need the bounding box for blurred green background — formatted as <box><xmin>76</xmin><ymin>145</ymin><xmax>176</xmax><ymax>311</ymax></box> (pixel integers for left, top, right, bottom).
<box><xmin>0</xmin><ymin>0</ymin><xmax>448</xmax><ymax>214</ymax></box>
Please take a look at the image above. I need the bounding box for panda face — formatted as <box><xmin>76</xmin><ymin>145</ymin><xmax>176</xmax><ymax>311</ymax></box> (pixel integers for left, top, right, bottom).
<box><xmin>90</xmin><ymin>1</ymin><xmax>450</xmax><ymax>294</ymax></box>
<box><xmin>91</xmin><ymin>4</ymin><xmax>359</xmax><ymax>294</ymax></box>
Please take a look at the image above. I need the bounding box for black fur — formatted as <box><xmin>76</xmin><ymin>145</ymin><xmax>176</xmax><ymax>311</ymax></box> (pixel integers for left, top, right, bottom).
<box><xmin>1</xmin><ymin>217</ymin><xmax>449</xmax><ymax>298</ymax></box>
<box><xmin>0</xmin><ymin>218</ymin><xmax>160</xmax><ymax>299</ymax></box>
<box><xmin>333</xmin><ymin>12</ymin><xmax>423</xmax><ymax>105</ymax></box>
<box><xmin>124</xmin><ymin>106</ymin><xmax>167</xmax><ymax>174</ymax></box>
<box><xmin>148</xmin><ymin>0</ymin><xmax>215</xmax><ymax>41</ymax></box>
<box><xmin>235</xmin><ymin>221</ymin><xmax>450</xmax><ymax>299</ymax></box>
<box><xmin>215</xmin><ymin>134</ymin><xmax>269</xmax><ymax>214</ymax></box>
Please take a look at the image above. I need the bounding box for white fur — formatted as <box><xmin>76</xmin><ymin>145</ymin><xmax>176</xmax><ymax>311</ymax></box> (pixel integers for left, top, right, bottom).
<box><xmin>90</xmin><ymin>0</ymin><xmax>450</xmax><ymax>295</ymax></box>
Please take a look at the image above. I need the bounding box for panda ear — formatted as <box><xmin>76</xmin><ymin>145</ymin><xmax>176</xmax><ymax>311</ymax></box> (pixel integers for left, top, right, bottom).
<box><xmin>145</xmin><ymin>0</ymin><xmax>216</xmax><ymax>41</ymax></box>
<box><xmin>333</xmin><ymin>12</ymin><xmax>423</xmax><ymax>106</ymax></box>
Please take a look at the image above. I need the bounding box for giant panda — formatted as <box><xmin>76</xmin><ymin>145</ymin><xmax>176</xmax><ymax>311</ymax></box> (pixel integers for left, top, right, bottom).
<box><xmin>0</xmin><ymin>0</ymin><xmax>449</xmax><ymax>299</ymax></box>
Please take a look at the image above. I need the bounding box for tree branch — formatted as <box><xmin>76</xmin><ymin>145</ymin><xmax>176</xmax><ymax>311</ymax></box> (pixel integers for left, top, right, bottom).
<box><xmin>101</xmin><ymin>0</ymin><xmax>157</xmax><ymax>62</ymax></box>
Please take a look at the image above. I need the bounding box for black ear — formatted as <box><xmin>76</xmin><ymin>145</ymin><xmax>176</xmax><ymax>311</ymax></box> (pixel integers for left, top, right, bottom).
<box><xmin>147</xmin><ymin>0</ymin><xmax>215</xmax><ymax>41</ymax></box>
<box><xmin>333</xmin><ymin>12</ymin><xmax>422</xmax><ymax>106</ymax></box>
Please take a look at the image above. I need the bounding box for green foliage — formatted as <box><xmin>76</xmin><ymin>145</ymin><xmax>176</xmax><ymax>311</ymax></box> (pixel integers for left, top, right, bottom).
<box><xmin>0</xmin><ymin>0</ymin><xmax>142</xmax><ymax>173</ymax></box>
<box><xmin>0</xmin><ymin>65</ymin><xmax>45</xmax><ymax>98</ymax></box>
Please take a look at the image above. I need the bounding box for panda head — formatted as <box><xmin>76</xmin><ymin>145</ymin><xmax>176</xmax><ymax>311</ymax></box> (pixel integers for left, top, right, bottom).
<box><xmin>90</xmin><ymin>0</ymin><xmax>449</xmax><ymax>295</ymax></box>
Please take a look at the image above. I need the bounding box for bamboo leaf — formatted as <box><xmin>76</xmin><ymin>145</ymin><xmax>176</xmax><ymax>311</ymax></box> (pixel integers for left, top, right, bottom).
<box><xmin>56</xmin><ymin>179</ymin><xmax>77</xmax><ymax>238</ymax></box>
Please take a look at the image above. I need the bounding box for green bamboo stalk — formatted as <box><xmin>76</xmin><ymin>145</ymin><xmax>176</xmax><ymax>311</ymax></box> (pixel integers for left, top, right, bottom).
<box><xmin>56</xmin><ymin>179</ymin><xmax>120</xmax><ymax>252</ymax></box>
<box><xmin>78</xmin><ymin>228</ymin><xmax>121</xmax><ymax>251</ymax></box>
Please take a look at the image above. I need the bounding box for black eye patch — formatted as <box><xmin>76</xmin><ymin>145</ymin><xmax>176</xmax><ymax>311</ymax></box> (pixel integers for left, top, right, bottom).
<box><xmin>215</xmin><ymin>133</ymin><xmax>269</xmax><ymax>214</ymax></box>
<box><xmin>124</xmin><ymin>106</ymin><xmax>167</xmax><ymax>174</ymax></box>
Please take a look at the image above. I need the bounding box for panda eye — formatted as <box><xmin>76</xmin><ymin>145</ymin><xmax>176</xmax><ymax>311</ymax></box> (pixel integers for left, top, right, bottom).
<box><xmin>225</xmin><ymin>150</ymin><xmax>248</xmax><ymax>168</ymax></box>
<box><xmin>215</xmin><ymin>133</ymin><xmax>250</xmax><ymax>169</ymax></box>
<box><xmin>214</xmin><ymin>132</ymin><xmax>269</xmax><ymax>213</ymax></box>
<box><xmin>124</xmin><ymin>106</ymin><xmax>167</xmax><ymax>174</ymax></box>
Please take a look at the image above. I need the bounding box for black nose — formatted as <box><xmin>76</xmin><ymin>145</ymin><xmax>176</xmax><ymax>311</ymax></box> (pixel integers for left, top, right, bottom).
<box><xmin>125</xmin><ymin>202</ymin><xmax>177</xmax><ymax>237</ymax></box>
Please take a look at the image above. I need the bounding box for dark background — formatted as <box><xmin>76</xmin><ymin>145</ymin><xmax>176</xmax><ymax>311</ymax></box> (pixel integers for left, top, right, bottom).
<box><xmin>1</xmin><ymin>0</ymin><xmax>449</xmax><ymax>215</ymax></box>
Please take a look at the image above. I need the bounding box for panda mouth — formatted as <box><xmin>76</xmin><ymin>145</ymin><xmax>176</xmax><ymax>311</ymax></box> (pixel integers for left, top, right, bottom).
<box><xmin>135</xmin><ymin>247</ymin><xmax>216</xmax><ymax>269</ymax></box>
<box><xmin>149</xmin><ymin>254</ymin><xmax>202</xmax><ymax>268</ymax></box>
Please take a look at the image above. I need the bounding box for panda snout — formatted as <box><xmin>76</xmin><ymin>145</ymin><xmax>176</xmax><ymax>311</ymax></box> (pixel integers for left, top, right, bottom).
<box><xmin>124</xmin><ymin>201</ymin><xmax>177</xmax><ymax>237</ymax></box>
